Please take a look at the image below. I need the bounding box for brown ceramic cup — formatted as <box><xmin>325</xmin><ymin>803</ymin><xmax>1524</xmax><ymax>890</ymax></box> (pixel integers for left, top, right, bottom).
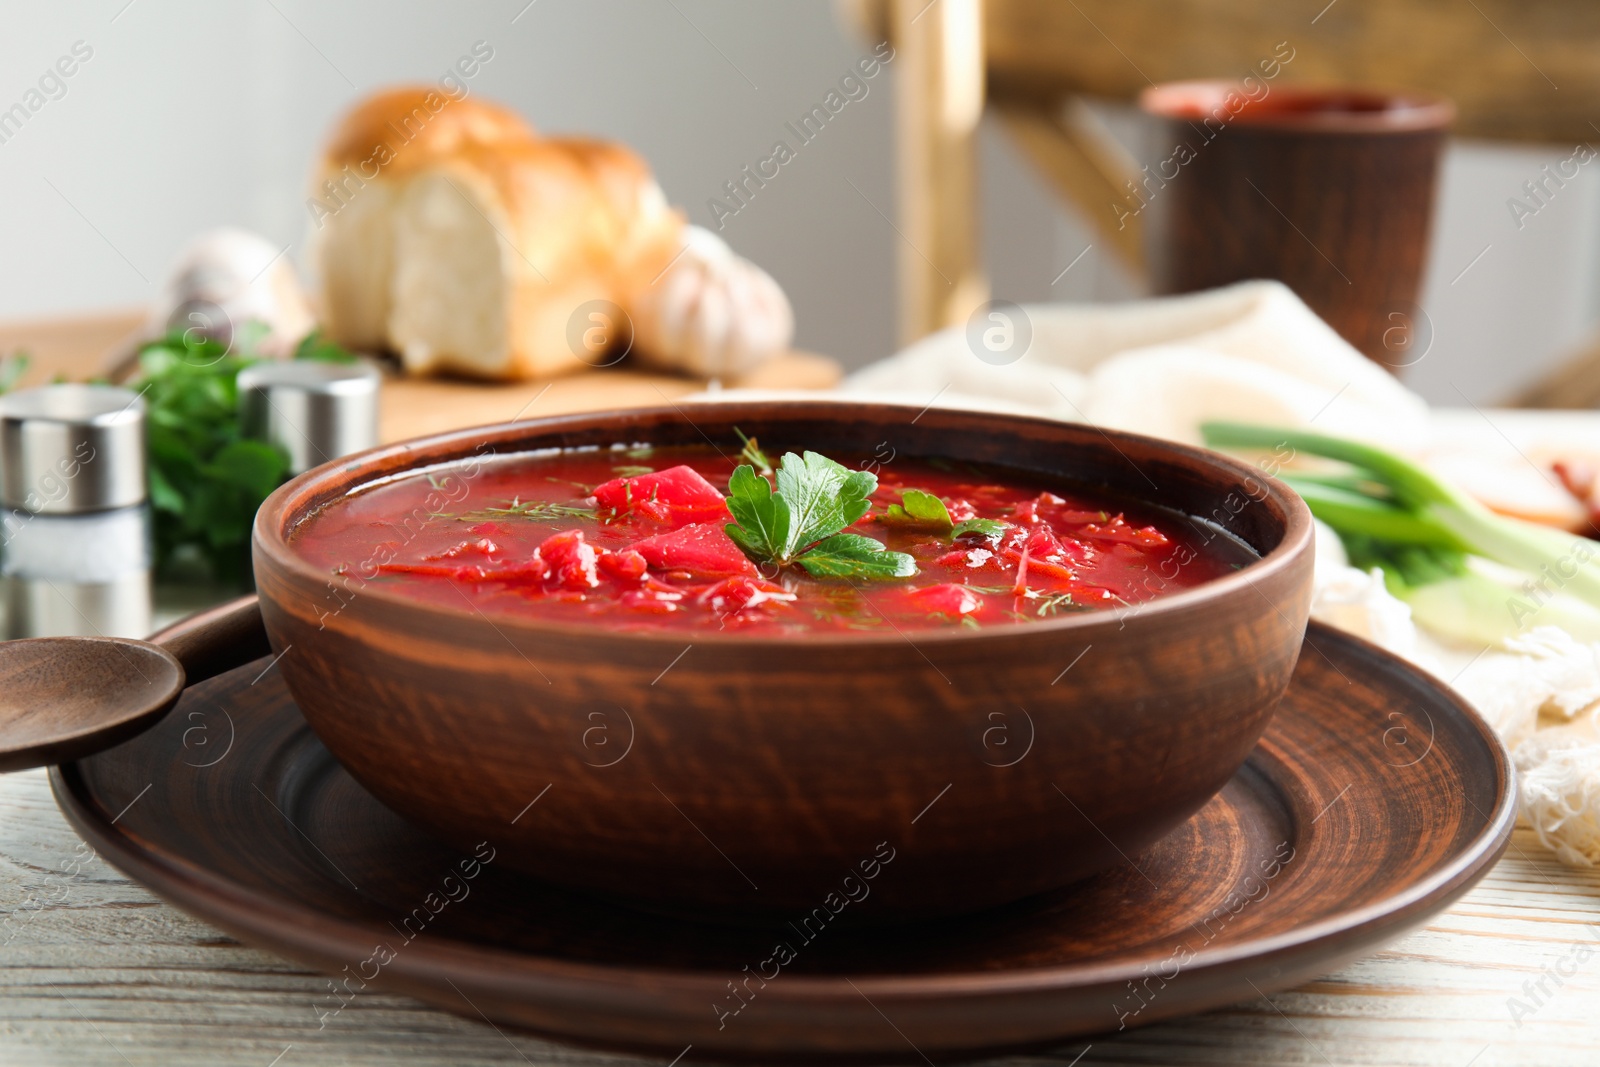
<box><xmin>252</xmin><ymin>402</ymin><xmax>1314</xmax><ymax>922</ymax></box>
<box><xmin>1140</xmin><ymin>81</ymin><xmax>1453</xmax><ymax>369</ymax></box>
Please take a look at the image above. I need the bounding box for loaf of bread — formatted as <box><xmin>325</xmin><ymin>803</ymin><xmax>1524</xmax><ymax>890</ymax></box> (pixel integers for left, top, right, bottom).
<box><xmin>308</xmin><ymin>87</ymin><xmax>792</xmax><ymax>380</ymax></box>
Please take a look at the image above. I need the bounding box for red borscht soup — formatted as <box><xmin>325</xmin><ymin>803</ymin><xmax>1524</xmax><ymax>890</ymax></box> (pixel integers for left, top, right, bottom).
<box><xmin>290</xmin><ymin>439</ymin><xmax>1254</xmax><ymax>632</ymax></box>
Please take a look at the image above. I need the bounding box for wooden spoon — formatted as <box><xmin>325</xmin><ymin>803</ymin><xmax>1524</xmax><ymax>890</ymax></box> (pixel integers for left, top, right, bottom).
<box><xmin>0</xmin><ymin>596</ymin><xmax>269</xmax><ymax>772</ymax></box>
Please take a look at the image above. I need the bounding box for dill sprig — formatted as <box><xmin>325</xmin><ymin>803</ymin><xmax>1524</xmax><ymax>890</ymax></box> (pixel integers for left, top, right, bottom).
<box><xmin>452</xmin><ymin>497</ymin><xmax>598</xmax><ymax>523</ymax></box>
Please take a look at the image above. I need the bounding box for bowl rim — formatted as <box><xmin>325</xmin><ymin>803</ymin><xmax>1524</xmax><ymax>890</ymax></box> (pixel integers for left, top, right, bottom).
<box><xmin>252</xmin><ymin>400</ymin><xmax>1314</xmax><ymax>648</ymax></box>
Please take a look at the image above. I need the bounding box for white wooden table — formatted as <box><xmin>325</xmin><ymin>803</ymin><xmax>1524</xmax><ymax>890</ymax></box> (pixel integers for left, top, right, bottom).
<box><xmin>2</xmin><ymin>763</ymin><xmax>1598</xmax><ymax>1066</ymax></box>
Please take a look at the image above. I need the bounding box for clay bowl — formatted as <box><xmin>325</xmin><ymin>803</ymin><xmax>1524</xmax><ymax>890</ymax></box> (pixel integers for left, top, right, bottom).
<box><xmin>252</xmin><ymin>401</ymin><xmax>1314</xmax><ymax>923</ymax></box>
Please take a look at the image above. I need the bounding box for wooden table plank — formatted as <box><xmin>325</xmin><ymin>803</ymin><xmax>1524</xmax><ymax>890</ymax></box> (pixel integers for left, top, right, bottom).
<box><xmin>0</xmin><ymin>308</ymin><xmax>146</xmax><ymax>387</ymax></box>
<box><xmin>3</xmin><ymin>762</ymin><xmax>1598</xmax><ymax>1065</ymax></box>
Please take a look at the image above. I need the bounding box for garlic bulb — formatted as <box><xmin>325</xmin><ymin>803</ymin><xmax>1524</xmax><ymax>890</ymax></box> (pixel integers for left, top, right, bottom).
<box><xmin>148</xmin><ymin>227</ymin><xmax>315</xmax><ymax>356</ymax></box>
<box><xmin>629</xmin><ymin>226</ymin><xmax>793</xmax><ymax>378</ymax></box>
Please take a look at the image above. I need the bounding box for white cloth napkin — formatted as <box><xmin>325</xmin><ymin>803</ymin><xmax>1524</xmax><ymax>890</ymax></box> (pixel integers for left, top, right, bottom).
<box><xmin>842</xmin><ymin>279</ymin><xmax>1600</xmax><ymax>867</ymax></box>
<box><xmin>844</xmin><ymin>279</ymin><xmax>1430</xmax><ymax>449</ymax></box>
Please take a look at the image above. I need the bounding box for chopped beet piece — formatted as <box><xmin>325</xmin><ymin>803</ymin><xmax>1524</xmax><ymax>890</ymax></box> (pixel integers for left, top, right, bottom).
<box><xmin>537</xmin><ymin>529</ymin><xmax>600</xmax><ymax>590</ymax></box>
<box><xmin>699</xmin><ymin>576</ymin><xmax>795</xmax><ymax>618</ymax></box>
<box><xmin>1024</xmin><ymin>526</ymin><xmax>1072</xmax><ymax>562</ymax></box>
<box><xmin>1051</xmin><ymin>508</ymin><xmax>1110</xmax><ymax>525</ymax></box>
<box><xmin>1011</xmin><ymin>492</ymin><xmax>1064</xmax><ymax>526</ymax></box>
<box><xmin>619</xmin><ymin>587</ymin><xmax>684</xmax><ymax>613</ymax></box>
<box><xmin>908</xmin><ymin>583</ymin><xmax>982</xmax><ymax>616</ymax></box>
<box><xmin>1080</xmin><ymin>514</ymin><xmax>1170</xmax><ymax>547</ymax></box>
<box><xmin>628</xmin><ymin>522</ymin><xmax>756</xmax><ymax>577</ymax></box>
<box><xmin>1015</xmin><ymin>492</ymin><xmax>1112</xmax><ymax>528</ymax></box>
<box><xmin>592</xmin><ymin>465</ymin><xmax>728</xmax><ymax>527</ymax></box>
<box><xmin>380</xmin><ymin>556</ymin><xmax>548</xmax><ymax>583</ymax></box>
<box><xmin>378</xmin><ymin>561</ymin><xmax>483</xmax><ymax>580</ymax></box>
<box><xmin>427</xmin><ymin>537</ymin><xmax>500</xmax><ymax>561</ymax></box>
<box><xmin>598</xmin><ymin>548</ymin><xmax>649</xmax><ymax>583</ymax></box>
<box><xmin>999</xmin><ymin>524</ymin><xmax>1091</xmax><ymax>580</ymax></box>
<box><xmin>935</xmin><ymin>547</ymin><xmax>998</xmax><ymax>570</ymax></box>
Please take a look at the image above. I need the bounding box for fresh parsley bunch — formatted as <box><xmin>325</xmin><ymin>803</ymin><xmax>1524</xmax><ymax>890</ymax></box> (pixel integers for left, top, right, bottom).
<box><xmin>724</xmin><ymin>451</ymin><xmax>916</xmax><ymax>580</ymax></box>
<box><xmin>0</xmin><ymin>352</ymin><xmax>28</xmax><ymax>394</ymax></box>
<box><xmin>135</xmin><ymin>326</ymin><xmax>355</xmax><ymax>587</ymax></box>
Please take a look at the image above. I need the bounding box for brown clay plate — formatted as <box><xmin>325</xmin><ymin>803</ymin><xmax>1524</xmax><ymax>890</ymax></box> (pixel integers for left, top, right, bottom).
<box><xmin>51</xmin><ymin>609</ymin><xmax>1514</xmax><ymax>1062</ymax></box>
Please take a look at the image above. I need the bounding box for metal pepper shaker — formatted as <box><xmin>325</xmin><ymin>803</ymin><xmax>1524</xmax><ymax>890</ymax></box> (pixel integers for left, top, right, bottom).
<box><xmin>237</xmin><ymin>360</ymin><xmax>381</xmax><ymax>475</ymax></box>
<box><xmin>0</xmin><ymin>384</ymin><xmax>152</xmax><ymax>639</ymax></box>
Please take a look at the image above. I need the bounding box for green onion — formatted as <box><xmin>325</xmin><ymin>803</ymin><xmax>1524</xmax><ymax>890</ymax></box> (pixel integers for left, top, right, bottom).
<box><xmin>1202</xmin><ymin>421</ymin><xmax>1600</xmax><ymax>642</ymax></box>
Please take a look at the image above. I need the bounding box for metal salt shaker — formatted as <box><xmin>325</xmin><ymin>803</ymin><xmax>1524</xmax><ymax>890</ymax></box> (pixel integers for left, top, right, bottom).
<box><xmin>237</xmin><ymin>360</ymin><xmax>381</xmax><ymax>476</ymax></box>
<box><xmin>0</xmin><ymin>384</ymin><xmax>152</xmax><ymax>639</ymax></box>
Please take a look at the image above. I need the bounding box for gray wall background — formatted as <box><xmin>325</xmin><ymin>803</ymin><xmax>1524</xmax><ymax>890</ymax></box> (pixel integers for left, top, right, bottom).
<box><xmin>2</xmin><ymin>0</ymin><xmax>1595</xmax><ymax>405</ymax></box>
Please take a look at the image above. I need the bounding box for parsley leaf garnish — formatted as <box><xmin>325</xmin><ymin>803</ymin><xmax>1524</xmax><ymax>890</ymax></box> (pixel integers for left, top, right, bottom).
<box><xmin>724</xmin><ymin>464</ymin><xmax>791</xmax><ymax>561</ymax></box>
<box><xmin>882</xmin><ymin>488</ymin><xmax>1009</xmax><ymax>543</ymax></box>
<box><xmin>882</xmin><ymin>488</ymin><xmax>950</xmax><ymax>529</ymax></box>
<box><xmin>796</xmin><ymin>533</ymin><xmax>918</xmax><ymax>579</ymax></box>
<box><xmin>725</xmin><ymin>451</ymin><xmax>915</xmax><ymax>580</ymax></box>
<box><xmin>953</xmin><ymin>517</ymin><xmax>1007</xmax><ymax>541</ymax></box>
<box><xmin>776</xmin><ymin>451</ymin><xmax>875</xmax><ymax>556</ymax></box>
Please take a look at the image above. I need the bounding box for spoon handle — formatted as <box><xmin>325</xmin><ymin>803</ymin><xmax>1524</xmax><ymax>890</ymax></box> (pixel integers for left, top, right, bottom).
<box><xmin>151</xmin><ymin>594</ymin><xmax>272</xmax><ymax>686</ymax></box>
<box><xmin>0</xmin><ymin>597</ymin><xmax>272</xmax><ymax>773</ymax></box>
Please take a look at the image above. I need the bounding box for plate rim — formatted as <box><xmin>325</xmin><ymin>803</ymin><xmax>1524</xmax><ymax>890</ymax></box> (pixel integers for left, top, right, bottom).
<box><xmin>51</xmin><ymin>616</ymin><xmax>1517</xmax><ymax>1008</ymax></box>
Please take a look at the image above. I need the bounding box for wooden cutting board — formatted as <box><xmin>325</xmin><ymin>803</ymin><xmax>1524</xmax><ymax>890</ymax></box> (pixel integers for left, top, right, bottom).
<box><xmin>377</xmin><ymin>349</ymin><xmax>840</xmax><ymax>443</ymax></box>
<box><xmin>0</xmin><ymin>310</ymin><xmax>843</xmax><ymax>444</ymax></box>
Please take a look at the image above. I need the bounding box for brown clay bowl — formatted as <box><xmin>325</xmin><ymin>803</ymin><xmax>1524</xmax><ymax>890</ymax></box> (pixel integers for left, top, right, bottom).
<box><xmin>252</xmin><ymin>401</ymin><xmax>1314</xmax><ymax>922</ymax></box>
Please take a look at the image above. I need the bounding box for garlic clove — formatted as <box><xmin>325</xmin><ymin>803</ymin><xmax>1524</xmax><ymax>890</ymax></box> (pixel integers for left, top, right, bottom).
<box><xmin>629</xmin><ymin>226</ymin><xmax>793</xmax><ymax>378</ymax></box>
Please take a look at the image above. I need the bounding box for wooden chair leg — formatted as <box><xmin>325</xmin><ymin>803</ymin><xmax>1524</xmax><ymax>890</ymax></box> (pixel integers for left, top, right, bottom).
<box><xmin>992</xmin><ymin>97</ymin><xmax>1146</xmax><ymax>276</ymax></box>
<box><xmin>892</xmin><ymin>0</ymin><xmax>989</xmax><ymax>346</ymax></box>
